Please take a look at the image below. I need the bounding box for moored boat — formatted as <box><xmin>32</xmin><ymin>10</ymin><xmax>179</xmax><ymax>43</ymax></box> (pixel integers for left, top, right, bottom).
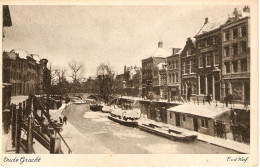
<box><xmin>108</xmin><ymin>114</ymin><xmax>138</xmax><ymax>127</ymax></box>
<box><xmin>90</xmin><ymin>103</ymin><xmax>103</xmax><ymax>111</ymax></box>
<box><xmin>138</xmin><ymin>122</ymin><xmax>198</xmax><ymax>142</ymax></box>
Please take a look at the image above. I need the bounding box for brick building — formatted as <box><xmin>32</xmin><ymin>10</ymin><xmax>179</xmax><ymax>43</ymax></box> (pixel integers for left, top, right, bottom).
<box><xmin>166</xmin><ymin>48</ymin><xmax>182</xmax><ymax>100</ymax></box>
<box><xmin>181</xmin><ymin>37</ymin><xmax>199</xmax><ymax>101</ymax></box>
<box><xmin>3</xmin><ymin>51</ymin><xmax>49</xmax><ymax>96</ymax></box>
<box><xmin>221</xmin><ymin>7</ymin><xmax>250</xmax><ymax>104</ymax></box>
<box><xmin>142</xmin><ymin>41</ymin><xmax>171</xmax><ymax>98</ymax></box>
<box><xmin>195</xmin><ymin>17</ymin><xmax>223</xmax><ymax>101</ymax></box>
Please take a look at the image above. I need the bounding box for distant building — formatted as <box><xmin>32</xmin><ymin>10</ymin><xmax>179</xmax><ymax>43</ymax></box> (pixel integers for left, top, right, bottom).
<box><xmin>3</xmin><ymin>51</ymin><xmax>49</xmax><ymax>96</ymax></box>
<box><xmin>166</xmin><ymin>48</ymin><xmax>182</xmax><ymax>100</ymax></box>
<box><xmin>180</xmin><ymin>37</ymin><xmax>199</xmax><ymax>101</ymax></box>
<box><xmin>142</xmin><ymin>41</ymin><xmax>171</xmax><ymax>98</ymax></box>
<box><xmin>221</xmin><ymin>7</ymin><xmax>250</xmax><ymax>104</ymax></box>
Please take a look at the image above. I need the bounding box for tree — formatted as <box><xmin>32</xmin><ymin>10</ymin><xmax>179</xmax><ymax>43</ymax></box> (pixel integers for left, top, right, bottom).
<box><xmin>68</xmin><ymin>61</ymin><xmax>85</xmax><ymax>83</ymax></box>
<box><xmin>96</xmin><ymin>63</ymin><xmax>115</xmax><ymax>104</ymax></box>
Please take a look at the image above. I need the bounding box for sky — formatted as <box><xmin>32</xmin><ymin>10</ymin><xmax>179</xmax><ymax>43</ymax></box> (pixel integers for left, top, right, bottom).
<box><xmin>3</xmin><ymin>5</ymin><xmax>244</xmax><ymax>77</ymax></box>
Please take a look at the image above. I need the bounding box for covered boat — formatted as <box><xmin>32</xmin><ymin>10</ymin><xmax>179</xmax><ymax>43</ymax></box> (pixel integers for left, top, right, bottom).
<box><xmin>108</xmin><ymin>99</ymin><xmax>141</xmax><ymax>127</ymax></box>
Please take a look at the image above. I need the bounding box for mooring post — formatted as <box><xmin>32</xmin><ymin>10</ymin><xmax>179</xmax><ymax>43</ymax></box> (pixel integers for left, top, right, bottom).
<box><xmin>11</xmin><ymin>104</ymin><xmax>16</xmax><ymax>148</ymax></box>
<box><xmin>27</xmin><ymin>117</ymin><xmax>33</xmax><ymax>154</ymax></box>
<box><xmin>50</xmin><ymin>137</ymin><xmax>62</xmax><ymax>154</ymax></box>
<box><xmin>15</xmin><ymin>103</ymin><xmax>22</xmax><ymax>153</ymax></box>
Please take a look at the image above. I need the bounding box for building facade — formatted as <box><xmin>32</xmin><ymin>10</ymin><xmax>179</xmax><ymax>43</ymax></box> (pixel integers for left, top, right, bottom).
<box><xmin>195</xmin><ymin>18</ymin><xmax>223</xmax><ymax>101</ymax></box>
<box><xmin>181</xmin><ymin>37</ymin><xmax>199</xmax><ymax>101</ymax></box>
<box><xmin>3</xmin><ymin>51</ymin><xmax>49</xmax><ymax>96</ymax></box>
<box><xmin>142</xmin><ymin>41</ymin><xmax>170</xmax><ymax>98</ymax></box>
<box><xmin>166</xmin><ymin>48</ymin><xmax>182</xmax><ymax>100</ymax></box>
<box><xmin>221</xmin><ymin>7</ymin><xmax>250</xmax><ymax>104</ymax></box>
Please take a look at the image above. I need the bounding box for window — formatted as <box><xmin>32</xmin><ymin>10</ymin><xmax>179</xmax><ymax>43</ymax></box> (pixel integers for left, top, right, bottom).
<box><xmin>233</xmin><ymin>28</ymin><xmax>238</xmax><ymax>39</ymax></box>
<box><xmin>233</xmin><ymin>43</ymin><xmax>238</xmax><ymax>55</ymax></box>
<box><xmin>242</xmin><ymin>26</ymin><xmax>247</xmax><ymax>37</ymax></box>
<box><xmin>207</xmin><ymin>37</ymin><xmax>213</xmax><ymax>46</ymax></box>
<box><xmin>214</xmin><ymin>52</ymin><xmax>219</xmax><ymax>65</ymax></box>
<box><xmin>225</xmin><ymin>31</ymin><xmax>230</xmax><ymax>41</ymax></box>
<box><xmin>241</xmin><ymin>59</ymin><xmax>247</xmax><ymax>72</ymax></box>
<box><xmin>175</xmin><ymin>61</ymin><xmax>178</xmax><ymax>69</ymax></box>
<box><xmin>241</xmin><ymin>41</ymin><xmax>247</xmax><ymax>53</ymax></box>
<box><xmin>199</xmin><ymin>56</ymin><xmax>203</xmax><ymax>68</ymax></box>
<box><xmin>176</xmin><ymin>73</ymin><xmax>178</xmax><ymax>82</ymax></box>
<box><xmin>168</xmin><ymin>62</ymin><xmax>172</xmax><ymax>69</ymax></box>
<box><xmin>183</xmin><ymin>62</ymin><xmax>186</xmax><ymax>74</ymax></box>
<box><xmin>186</xmin><ymin>61</ymin><xmax>190</xmax><ymax>74</ymax></box>
<box><xmin>225</xmin><ymin>62</ymin><xmax>231</xmax><ymax>73</ymax></box>
<box><xmin>191</xmin><ymin>60</ymin><xmax>195</xmax><ymax>73</ymax></box>
<box><xmin>183</xmin><ymin>115</ymin><xmax>186</xmax><ymax>121</ymax></box>
<box><xmin>172</xmin><ymin>61</ymin><xmax>175</xmax><ymax>69</ymax></box>
<box><xmin>232</xmin><ymin>61</ymin><xmax>238</xmax><ymax>73</ymax></box>
<box><xmin>206</xmin><ymin>53</ymin><xmax>212</xmax><ymax>67</ymax></box>
<box><xmin>186</xmin><ymin>49</ymin><xmax>191</xmax><ymax>56</ymax></box>
<box><xmin>201</xmin><ymin>118</ymin><xmax>209</xmax><ymax>128</ymax></box>
<box><xmin>172</xmin><ymin>73</ymin><xmax>175</xmax><ymax>83</ymax></box>
<box><xmin>170</xmin><ymin>112</ymin><xmax>172</xmax><ymax>119</ymax></box>
<box><xmin>224</xmin><ymin>46</ymin><xmax>230</xmax><ymax>56</ymax></box>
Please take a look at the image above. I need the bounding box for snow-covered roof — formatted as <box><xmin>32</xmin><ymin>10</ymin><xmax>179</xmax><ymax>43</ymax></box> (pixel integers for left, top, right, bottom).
<box><xmin>151</xmin><ymin>47</ymin><xmax>171</xmax><ymax>58</ymax></box>
<box><xmin>197</xmin><ymin>8</ymin><xmax>250</xmax><ymax>36</ymax></box>
<box><xmin>4</xmin><ymin>52</ymin><xmax>17</xmax><ymax>60</ymax></box>
<box><xmin>197</xmin><ymin>16</ymin><xmax>227</xmax><ymax>36</ymax></box>
<box><xmin>167</xmin><ymin>103</ymin><xmax>231</xmax><ymax>119</ymax></box>
<box><xmin>10</xmin><ymin>49</ymin><xmax>30</xmax><ymax>59</ymax></box>
<box><xmin>31</xmin><ymin>54</ymin><xmax>41</xmax><ymax>63</ymax></box>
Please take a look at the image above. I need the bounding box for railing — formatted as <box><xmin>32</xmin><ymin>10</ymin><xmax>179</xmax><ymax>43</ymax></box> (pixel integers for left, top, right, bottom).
<box><xmin>8</xmin><ymin>94</ymin><xmax>72</xmax><ymax>154</ymax></box>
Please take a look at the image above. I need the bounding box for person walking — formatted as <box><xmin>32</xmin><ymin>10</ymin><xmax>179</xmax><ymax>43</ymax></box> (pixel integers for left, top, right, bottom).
<box><xmin>206</xmin><ymin>94</ymin><xmax>211</xmax><ymax>104</ymax></box>
<box><xmin>63</xmin><ymin>116</ymin><xmax>67</xmax><ymax>125</ymax></box>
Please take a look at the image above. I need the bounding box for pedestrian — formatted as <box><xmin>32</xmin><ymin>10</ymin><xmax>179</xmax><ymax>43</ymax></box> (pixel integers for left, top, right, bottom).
<box><xmin>206</xmin><ymin>94</ymin><xmax>211</xmax><ymax>104</ymax></box>
<box><xmin>59</xmin><ymin>117</ymin><xmax>63</xmax><ymax>124</ymax></box>
<box><xmin>63</xmin><ymin>116</ymin><xmax>67</xmax><ymax>125</ymax></box>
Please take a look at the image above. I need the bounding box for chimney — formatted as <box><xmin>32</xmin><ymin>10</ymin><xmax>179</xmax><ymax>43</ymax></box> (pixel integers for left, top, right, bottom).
<box><xmin>124</xmin><ymin>66</ymin><xmax>126</xmax><ymax>73</ymax></box>
<box><xmin>204</xmin><ymin>17</ymin><xmax>208</xmax><ymax>24</ymax></box>
<box><xmin>243</xmin><ymin>6</ymin><xmax>250</xmax><ymax>13</ymax></box>
<box><xmin>158</xmin><ymin>41</ymin><xmax>163</xmax><ymax>48</ymax></box>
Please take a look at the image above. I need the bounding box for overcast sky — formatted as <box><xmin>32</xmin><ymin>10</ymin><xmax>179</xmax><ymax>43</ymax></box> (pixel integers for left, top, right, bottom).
<box><xmin>3</xmin><ymin>5</ymin><xmax>243</xmax><ymax>77</ymax></box>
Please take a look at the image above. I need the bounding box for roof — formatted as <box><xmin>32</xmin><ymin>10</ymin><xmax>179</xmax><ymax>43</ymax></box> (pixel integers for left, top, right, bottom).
<box><xmin>151</xmin><ymin>47</ymin><xmax>171</xmax><ymax>58</ymax></box>
<box><xmin>197</xmin><ymin>16</ymin><xmax>227</xmax><ymax>36</ymax></box>
<box><xmin>4</xmin><ymin>52</ymin><xmax>17</xmax><ymax>60</ymax></box>
<box><xmin>167</xmin><ymin>103</ymin><xmax>231</xmax><ymax>119</ymax></box>
<box><xmin>196</xmin><ymin>8</ymin><xmax>250</xmax><ymax>37</ymax></box>
<box><xmin>175</xmin><ymin>48</ymin><xmax>183</xmax><ymax>55</ymax></box>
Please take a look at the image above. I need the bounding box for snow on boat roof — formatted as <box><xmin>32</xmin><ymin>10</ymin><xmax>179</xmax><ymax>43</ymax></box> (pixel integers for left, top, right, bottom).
<box><xmin>167</xmin><ymin>103</ymin><xmax>231</xmax><ymax>119</ymax></box>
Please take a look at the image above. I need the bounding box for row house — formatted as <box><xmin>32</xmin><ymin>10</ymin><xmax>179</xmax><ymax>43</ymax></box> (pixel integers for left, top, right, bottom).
<box><xmin>221</xmin><ymin>7</ymin><xmax>250</xmax><ymax>104</ymax></box>
<box><xmin>194</xmin><ymin>17</ymin><xmax>223</xmax><ymax>101</ymax></box>
<box><xmin>142</xmin><ymin>41</ymin><xmax>170</xmax><ymax>98</ymax></box>
<box><xmin>180</xmin><ymin>37</ymin><xmax>199</xmax><ymax>101</ymax></box>
<box><xmin>3</xmin><ymin>51</ymin><xmax>49</xmax><ymax>96</ymax></box>
<box><xmin>166</xmin><ymin>48</ymin><xmax>182</xmax><ymax>100</ymax></box>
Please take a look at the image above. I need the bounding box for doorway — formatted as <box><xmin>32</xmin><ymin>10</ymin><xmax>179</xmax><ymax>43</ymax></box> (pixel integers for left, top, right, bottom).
<box><xmin>175</xmin><ymin>113</ymin><xmax>180</xmax><ymax>126</ymax></box>
<box><xmin>193</xmin><ymin>117</ymin><xmax>198</xmax><ymax>132</ymax></box>
<box><xmin>187</xmin><ymin>87</ymin><xmax>192</xmax><ymax>101</ymax></box>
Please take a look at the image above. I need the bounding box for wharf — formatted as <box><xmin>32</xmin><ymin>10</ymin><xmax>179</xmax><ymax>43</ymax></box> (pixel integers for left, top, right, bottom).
<box><xmin>139</xmin><ymin>118</ymin><xmax>250</xmax><ymax>154</ymax></box>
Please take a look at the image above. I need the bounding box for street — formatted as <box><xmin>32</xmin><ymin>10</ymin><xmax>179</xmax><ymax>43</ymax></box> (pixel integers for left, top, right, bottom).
<box><xmin>62</xmin><ymin>104</ymin><xmax>238</xmax><ymax>154</ymax></box>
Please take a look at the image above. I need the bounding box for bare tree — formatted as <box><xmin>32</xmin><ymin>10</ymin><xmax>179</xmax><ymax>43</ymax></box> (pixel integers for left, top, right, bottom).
<box><xmin>97</xmin><ymin>63</ymin><xmax>115</xmax><ymax>103</ymax></box>
<box><xmin>68</xmin><ymin>61</ymin><xmax>85</xmax><ymax>83</ymax></box>
<box><xmin>48</xmin><ymin>62</ymin><xmax>59</xmax><ymax>85</ymax></box>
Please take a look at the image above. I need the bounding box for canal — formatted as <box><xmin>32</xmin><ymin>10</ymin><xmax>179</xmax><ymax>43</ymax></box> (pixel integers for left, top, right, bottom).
<box><xmin>62</xmin><ymin>104</ymin><xmax>238</xmax><ymax>154</ymax></box>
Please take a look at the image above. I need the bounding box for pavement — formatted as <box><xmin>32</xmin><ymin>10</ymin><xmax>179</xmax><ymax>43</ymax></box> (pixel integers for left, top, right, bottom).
<box><xmin>139</xmin><ymin>117</ymin><xmax>250</xmax><ymax>154</ymax></box>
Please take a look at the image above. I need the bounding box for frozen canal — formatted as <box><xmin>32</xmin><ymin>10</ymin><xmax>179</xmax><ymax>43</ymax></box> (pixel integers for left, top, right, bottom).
<box><xmin>63</xmin><ymin>104</ymin><xmax>238</xmax><ymax>154</ymax></box>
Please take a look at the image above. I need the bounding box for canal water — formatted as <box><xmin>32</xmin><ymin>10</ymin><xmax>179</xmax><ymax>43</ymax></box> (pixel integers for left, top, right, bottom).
<box><xmin>64</xmin><ymin>104</ymin><xmax>238</xmax><ymax>154</ymax></box>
